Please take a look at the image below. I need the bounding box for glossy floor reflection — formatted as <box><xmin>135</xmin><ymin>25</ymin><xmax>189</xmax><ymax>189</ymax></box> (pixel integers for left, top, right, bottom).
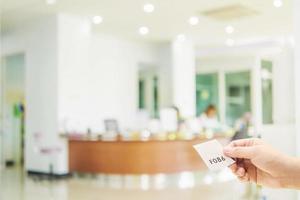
<box><xmin>0</xmin><ymin>167</ymin><xmax>255</xmax><ymax>200</ymax></box>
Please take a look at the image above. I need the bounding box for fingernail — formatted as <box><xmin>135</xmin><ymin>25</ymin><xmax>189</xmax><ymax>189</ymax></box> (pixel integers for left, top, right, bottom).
<box><xmin>237</xmin><ymin>169</ymin><xmax>244</xmax><ymax>177</ymax></box>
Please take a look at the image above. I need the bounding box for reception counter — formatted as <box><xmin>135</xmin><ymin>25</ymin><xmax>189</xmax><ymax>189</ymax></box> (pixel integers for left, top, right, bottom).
<box><xmin>69</xmin><ymin>137</ymin><xmax>229</xmax><ymax>174</ymax></box>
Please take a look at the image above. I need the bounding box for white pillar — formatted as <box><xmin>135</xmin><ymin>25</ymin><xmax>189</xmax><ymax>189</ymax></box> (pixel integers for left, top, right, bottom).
<box><xmin>157</xmin><ymin>44</ymin><xmax>173</xmax><ymax>108</ymax></box>
<box><xmin>251</xmin><ymin>56</ymin><xmax>263</xmax><ymax>134</ymax></box>
<box><xmin>218</xmin><ymin>71</ymin><xmax>226</xmax><ymax>124</ymax></box>
<box><xmin>23</xmin><ymin>16</ymin><xmax>62</xmax><ymax>174</ymax></box>
<box><xmin>294</xmin><ymin>0</ymin><xmax>300</xmax><ymax>199</ymax></box>
<box><xmin>294</xmin><ymin>0</ymin><xmax>300</xmax><ymax>155</ymax></box>
<box><xmin>57</xmin><ymin>13</ymin><xmax>91</xmax><ymax>126</ymax></box>
<box><xmin>171</xmin><ymin>39</ymin><xmax>196</xmax><ymax>118</ymax></box>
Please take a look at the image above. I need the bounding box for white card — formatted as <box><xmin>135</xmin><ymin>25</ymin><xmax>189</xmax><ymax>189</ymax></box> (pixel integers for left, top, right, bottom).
<box><xmin>193</xmin><ymin>139</ymin><xmax>235</xmax><ymax>171</ymax></box>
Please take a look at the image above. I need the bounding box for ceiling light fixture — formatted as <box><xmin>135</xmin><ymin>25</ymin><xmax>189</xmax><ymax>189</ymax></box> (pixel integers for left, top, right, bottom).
<box><xmin>188</xmin><ymin>16</ymin><xmax>199</xmax><ymax>26</ymax></box>
<box><xmin>92</xmin><ymin>16</ymin><xmax>103</xmax><ymax>24</ymax></box>
<box><xmin>225</xmin><ymin>25</ymin><xmax>234</xmax><ymax>34</ymax></box>
<box><xmin>225</xmin><ymin>38</ymin><xmax>235</xmax><ymax>46</ymax></box>
<box><xmin>139</xmin><ymin>26</ymin><xmax>149</xmax><ymax>35</ymax></box>
<box><xmin>143</xmin><ymin>3</ymin><xmax>155</xmax><ymax>13</ymax></box>
<box><xmin>46</xmin><ymin>0</ymin><xmax>56</xmax><ymax>5</ymax></box>
<box><xmin>273</xmin><ymin>0</ymin><xmax>283</xmax><ymax>8</ymax></box>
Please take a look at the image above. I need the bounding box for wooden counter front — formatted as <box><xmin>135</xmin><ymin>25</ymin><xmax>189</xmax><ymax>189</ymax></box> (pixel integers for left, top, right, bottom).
<box><xmin>69</xmin><ymin>138</ymin><xmax>227</xmax><ymax>174</ymax></box>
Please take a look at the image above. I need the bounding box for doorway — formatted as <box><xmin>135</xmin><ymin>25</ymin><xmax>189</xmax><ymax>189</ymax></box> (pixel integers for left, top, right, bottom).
<box><xmin>0</xmin><ymin>53</ymin><xmax>25</xmax><ymax>167</ymax></box>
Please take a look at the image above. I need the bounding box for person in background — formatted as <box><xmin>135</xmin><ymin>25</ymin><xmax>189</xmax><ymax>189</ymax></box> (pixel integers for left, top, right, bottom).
<box><xmin>232</xmin><ymin>112</ymin><xmax>253</xmax><ymax>141</ymax></box>
<box><xmin>170</xmin><ymin>105</ymin><xmax>184</xmax><ymax>131</ymax></box>
<box><xmin>198</xmin><ymin>104</ymin><xmax>220</xmax><ymax>129</ymax></box>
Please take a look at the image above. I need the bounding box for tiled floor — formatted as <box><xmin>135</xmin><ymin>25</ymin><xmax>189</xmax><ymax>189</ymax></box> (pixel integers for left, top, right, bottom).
<box><xmin>0</xmin><ymin>167</ymin><xmax>256</xmax><ymax>200</ymax></box>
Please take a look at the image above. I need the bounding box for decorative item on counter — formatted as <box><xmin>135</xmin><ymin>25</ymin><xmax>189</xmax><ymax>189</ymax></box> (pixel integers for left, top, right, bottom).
<box><xmin>176</xmin><ymin>131</ymin><xmax>186</xmax><ymax>140</ymax></box>
<box><xmin>160</xmin><ymin>108</ymin><xmax>178</xmax><ymax>132</ymax></box>
<box><xmin>147</xmin><ymin>119</ymin><xmax>162</xmax><ymax>134</ymax></box>
<box><xmin>167</xmin><ymin>132</ymin><xmax>177</xmax><ymax>140</ymax></box>
<box><xmin>85</xmin><ymin>128</ymin><xmax>99</xmax><ymax>140</ymax></box>
<box><xmin>140</xmin><ymin>130</ymin><xmax>151</xmax><ymax>141</ymax></box>
<box><xmin>87</xmin><ymin>128</ymin><xmax>92</xmax><ymax>137</ymax></box>
<box><xmin>120</xmin><ymin>130</ymin><xmax>131</xmax><ymax>141</ymax></box>
<box><xmin>67</xmin><ymin>132</ymin><xmax>86</xmax><ymax>140</ymax></box>
<box><xmin>185</xmin><ymin>117</ymin><xmax>203</xmax><ymax>135</ymax></box>
<box><xmin>101</xmin><ymin>131</ymin><xmax>118</xmax><ymax>141</ymax></box>
<box><xmin>155</xmin><ymin>131</ymin><xmax>168</xmax><ymax>141</ymax></box>
<box><xmin>204</xmin><ymin>129</ymin><xmax>214</xmax><ymax>139</ymax></box>
<box><xmin>178</xmin><ymin>122</ymin><xmax>195</xmax><ymax>140</ymax></box>
<box><xmin>130</xmin><ymin>131</ymin><xmax>141</xmax><ymax>140</ymax></box>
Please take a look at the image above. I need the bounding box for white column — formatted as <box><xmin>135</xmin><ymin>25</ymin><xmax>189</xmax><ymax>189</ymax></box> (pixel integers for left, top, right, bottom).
<box><xmin>157</xmin><ymin>44</ymin><xmax>173</xmax><ymax>108</ymax></box>
<box><xmin>251</xmin><ymin>56</ymin><xmax>263</xmax><ymax>135</ymax></box>
<box><xmin>171</xmin><ymin>39</ymin><xmax>196</xmax><ymax>118</ymax></box>
<box><xmin>218</xmin><ymin>71</ymin><xmax>226</xmax><ymax>124</ymax></box>
<box><xmin>294</xmin><ymin>0</ymin><xmax>300</xmax><ymax>199</ymax></box>
<box><xmin>57</xmin><ymin>13</ymin><xmax>91</xmax><ymax>128</ymax></box>
<box><xmin>294</xmin><ymin>0</ymin><xmax>300</xmax><ymax>155</ymax></box>
<box><xmin>23</xmin><ymin>16</ymin><xmax>61</xmax><ymax>174</ymax></box>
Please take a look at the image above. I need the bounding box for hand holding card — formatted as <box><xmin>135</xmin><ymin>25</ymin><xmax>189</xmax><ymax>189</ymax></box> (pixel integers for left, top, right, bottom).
<box><xmin>193</xmin><ymin>139</ymin><xmax>235</xmax><ymax>171</ymax></box>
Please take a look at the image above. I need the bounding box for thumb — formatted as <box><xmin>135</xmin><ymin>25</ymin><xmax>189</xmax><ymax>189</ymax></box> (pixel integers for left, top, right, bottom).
<box><xmin>223</xmin><ymin>146</ymin><xmax>256</xmax><ymax>159</ymax></box>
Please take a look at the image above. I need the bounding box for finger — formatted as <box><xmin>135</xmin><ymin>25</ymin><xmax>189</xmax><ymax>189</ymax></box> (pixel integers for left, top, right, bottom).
<box><xmin>227</xmin><ymin>138</ymin><xmax>260</xmax><ymax>148</ymax></box>
<box><xmin>229</xmin><ymin>163</ymin><xmax>237</xmax><ymax>171</ymax></box>
<box><xmin>236</xmin><ymin>167</ymin><xmax>246</xmax><ymax>177</ymax></box>
<box><xmin>238</xmin><ymin>174</ymin><xmax>249</xmax><ymax>182</ymax></box>
<box><xmin>223</xmin><ymin>146</ymin><xmax>256</xmax><ymax>159</ymax></box>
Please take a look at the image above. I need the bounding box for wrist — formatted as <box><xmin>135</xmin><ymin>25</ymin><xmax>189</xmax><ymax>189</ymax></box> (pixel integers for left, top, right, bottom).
<box><xmin>279</xmin><ymin>156</ymin><xmax>300</xmax><ymax>189</ymax></box>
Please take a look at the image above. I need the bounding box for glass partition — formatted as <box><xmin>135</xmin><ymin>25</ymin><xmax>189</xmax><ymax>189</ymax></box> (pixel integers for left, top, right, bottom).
<box><xmin>261</xmin><ymin>60</ymin><xmax>273</xmax><ymax>124</ymax></box>
<box><xmin>195</xmin><ymin>73</ymin><xmax>219</xmax><ymax>116</ymax></box>
<box><xmin>138</xmin><ymin>79</ymin><xmax>145</xmax><ymax>109</ymax></box>
<box><xmin>138</xmin><ymin>67</ymin><xmax>159</xmax><ymax>118</ymax></box>
<box><xmin>225</xmin><ymin>71</ymin><xmax>251</xmax><ymax>126</ymax></box>
<box><xmin>153</xmin><ymin>77</ymin><xmax>159</xmax><ymax>118</ymax></box>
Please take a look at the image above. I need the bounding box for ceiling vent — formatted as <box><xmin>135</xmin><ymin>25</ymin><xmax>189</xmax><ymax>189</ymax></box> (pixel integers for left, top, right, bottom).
<box><xmin>200</xmin><ymin>4</ymin><xmax>259</xmax><ymax>21</ymax></box>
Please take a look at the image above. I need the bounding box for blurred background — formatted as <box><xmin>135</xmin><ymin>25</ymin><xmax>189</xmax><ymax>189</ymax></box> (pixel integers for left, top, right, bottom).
<box><xmin>0</xmin><ymin>0</ymin><xmax>300</xmax><ymax>199</ymax></box>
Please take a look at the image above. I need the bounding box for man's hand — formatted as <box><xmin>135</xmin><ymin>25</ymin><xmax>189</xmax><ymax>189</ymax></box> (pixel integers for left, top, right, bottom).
<box><xmin>223</xmin><ymin>138</ymin><xmax>300</xmax><ymax>189</ymax></box>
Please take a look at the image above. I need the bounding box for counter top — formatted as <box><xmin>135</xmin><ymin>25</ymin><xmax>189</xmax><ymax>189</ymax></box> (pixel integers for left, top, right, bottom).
<box><xmin>69</xmin><ymin>137</ymin><xmax>230</xmax><ymax>174</ymax></box>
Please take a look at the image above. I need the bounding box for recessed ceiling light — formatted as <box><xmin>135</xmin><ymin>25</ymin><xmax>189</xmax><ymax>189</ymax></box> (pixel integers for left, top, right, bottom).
<box><xmin>273</xmin><ymin>0</ymin><xmax>283</xmax><ymax>8</ymax></box>
<box><xmin>139</xmin><ymin>26</ymin><xmax>149</xmax><ymax>35</ymax></box>
<box><xmin>188</xmin><ymin>16</ymin><xmax>199</xmax><ymax>26</ymax></box>
<box><xmin>225</xmin><ymin>25</ymin><xmax>234</xmax><ymax>34</ymax></box>
<box><xmin>143</xmin><ymin>3</ymin><xmax>155</xmax><ymax>13</ymax></box>
<box><xmin>225</xmin><ymin>39</ymin><xmax>235</xmax><ymax>46</ymax></box>
<box><xmin>177</xmin><ymin>34</ymin><xmax>186</xmax><ymax>42</ymax></box>
<box><xmin>46</xmin><ymin>0</ymin><xmax>56</xmax><ymax>5</ymax></box>
<box><xmin>92</xmin><ymin>16</ymin><xmax>103</xmax><ymax>24</ymax></box>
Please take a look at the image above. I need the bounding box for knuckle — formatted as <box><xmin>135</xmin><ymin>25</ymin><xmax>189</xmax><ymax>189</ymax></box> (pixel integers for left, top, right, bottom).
<box><xmin>232</xmin><ymin>147</ymin><xmax>242</xmax><ymax>155</ymax></box>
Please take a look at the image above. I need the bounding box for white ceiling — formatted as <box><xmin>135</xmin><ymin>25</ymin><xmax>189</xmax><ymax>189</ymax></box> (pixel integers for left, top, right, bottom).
<box><xmin>0</xmin><ymin>0</ymin><xmax>293</xmax><ymax>47</ymax></box>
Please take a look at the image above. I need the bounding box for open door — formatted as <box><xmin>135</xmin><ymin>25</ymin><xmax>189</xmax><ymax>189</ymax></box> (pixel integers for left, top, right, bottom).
<box><xmin>1</xmin><ymin>53</ymin><xmax>25</xmax><ymax>167</ymax></box>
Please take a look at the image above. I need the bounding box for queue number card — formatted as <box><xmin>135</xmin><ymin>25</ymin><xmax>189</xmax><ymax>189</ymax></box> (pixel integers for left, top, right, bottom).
<box><xmin>193</xmin><ymin>139</ymin><xmax>235</xmax><ymax>171</ymax></box>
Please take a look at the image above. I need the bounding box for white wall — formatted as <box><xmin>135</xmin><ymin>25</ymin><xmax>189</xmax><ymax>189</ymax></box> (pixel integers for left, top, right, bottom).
<box><xmin>197</xmin><ymin>45</ymin><xmax>295</xmax><ymax>125</ymax></box>
<box><xmin>197</xmin><ymin>45</ymin><xmax>297</xmax><ymax>200</ymax></box>
<box><xmin>58</xmin><ymin>14</ymin><xmax>162</xmax><ymax>133</ymax></box>
<box><xmin>157</xmin><ymin>43</ymin><xmax>173</xmax><ymax>108</ymax></box>
<box><xmin>2</xmin><ymin>53</ymin><xmax>25</xmax><ymax>165</ymax></box>
<box><xmin>294</xmin><ymin>0</ymin><xmax>300</xmax><ymax>157</ymax></box>
<box><xmin>294</xmin><ymin>2</ymin><xmax>300</xmax><ymax>200</ymax></box>
<box><xmin>1</xmin><ymin>13</ymin><xmax>168</xmax><ymax>173</ymax></box>
<box><xmin>172</xmin><ymin>39</ymin><xmax>196</xmax><ymax>118</ymax></box>
<box><xmin>1</xmin><ymin>16</ymin><xmax>67</xmax><ymax>174</ymax></box>
<box><xmin>89</xmin><ymin>35</ymin><xmax>160</xmax><ymax>131</ymax></box>
<box><xmin>196</xmin><ymin>55</ymin><xmax>256</xmax><ymax>73</ymax></box>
